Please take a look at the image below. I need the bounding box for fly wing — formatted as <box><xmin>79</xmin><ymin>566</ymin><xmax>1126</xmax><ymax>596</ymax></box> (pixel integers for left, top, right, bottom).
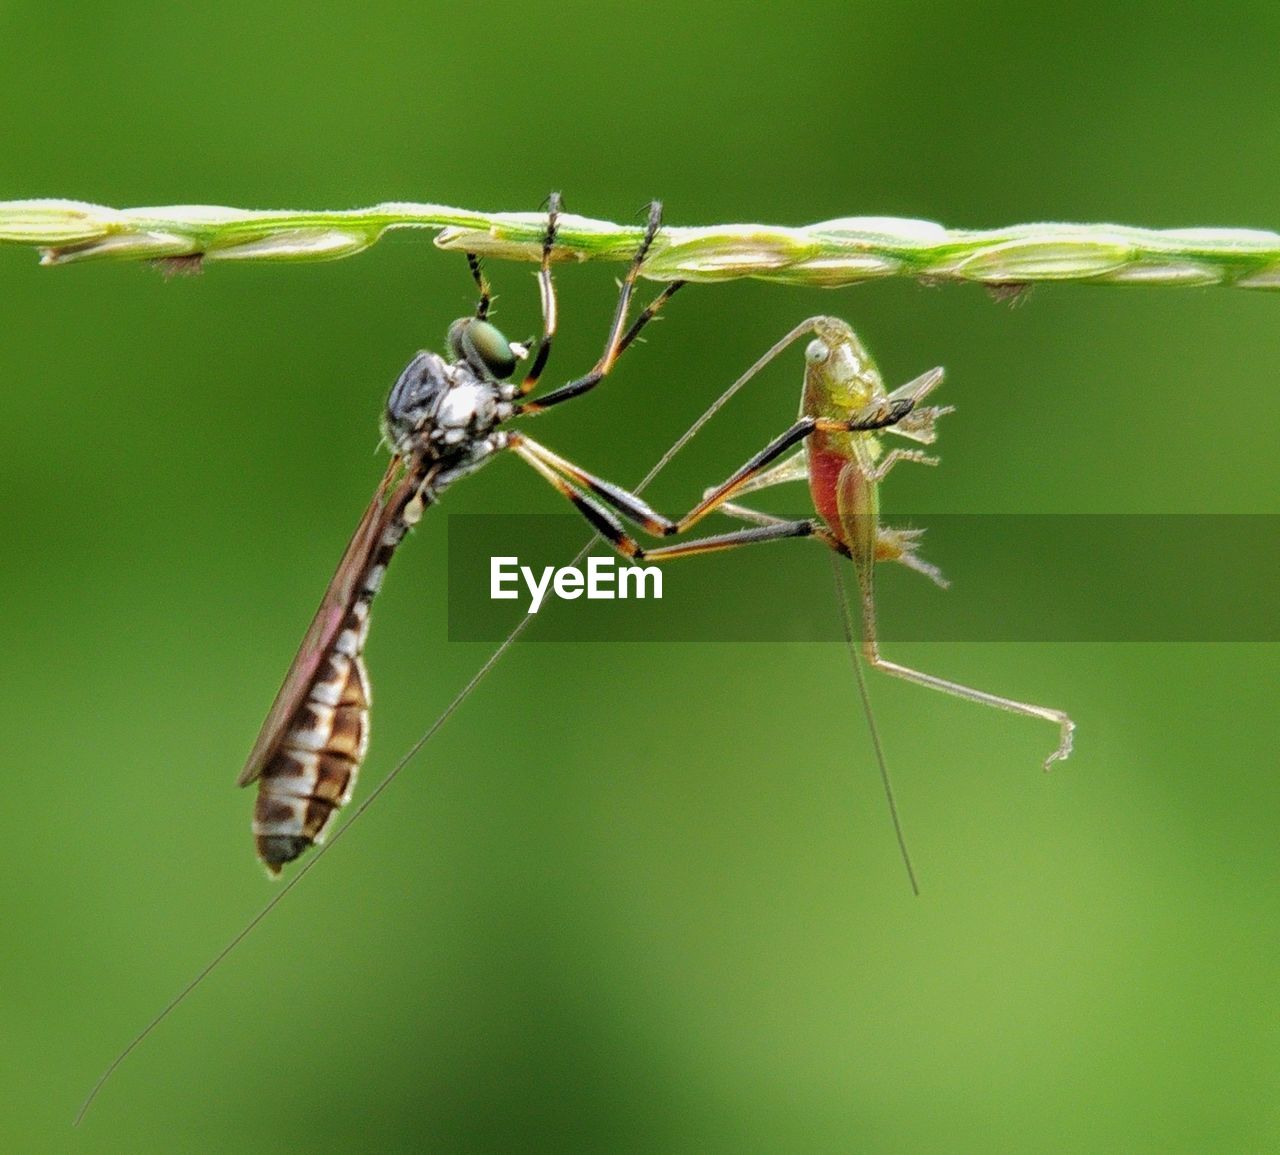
<box><xmin>236</xmin><ymin>455</ymin><xmax>407</xmax><ymax>788</ymax></box>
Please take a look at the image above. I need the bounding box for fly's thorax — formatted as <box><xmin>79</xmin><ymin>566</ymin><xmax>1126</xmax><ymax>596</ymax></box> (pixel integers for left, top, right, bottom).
<box><xmin>382</xmin><ymin>350</ymin><xmax>515</xmax><ymax>458</ymax></box>
<box><xmin>800</xmin><ymin>317</ymin><xmax>885</xmax><ymax>422</ymax></box>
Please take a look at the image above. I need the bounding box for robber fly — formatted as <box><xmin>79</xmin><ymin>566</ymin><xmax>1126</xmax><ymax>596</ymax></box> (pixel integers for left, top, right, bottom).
<box><xmin>237</xmin><ymin>195</ymin><xmax>684</xmax><ymax>874</ymax></box>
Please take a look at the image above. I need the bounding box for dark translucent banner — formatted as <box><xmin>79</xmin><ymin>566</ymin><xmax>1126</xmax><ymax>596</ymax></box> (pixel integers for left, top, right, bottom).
<box><xmin>446</xmin><ymin>514</ymin><xmax>1280</xmax><ymax>642</ymax></box>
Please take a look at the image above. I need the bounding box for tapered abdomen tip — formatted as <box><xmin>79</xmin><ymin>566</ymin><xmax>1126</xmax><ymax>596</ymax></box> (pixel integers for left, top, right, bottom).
<box><xmin>255</xmin><ymin>834</ymin><xmax>311</xmax><ymax>876</ymax></box>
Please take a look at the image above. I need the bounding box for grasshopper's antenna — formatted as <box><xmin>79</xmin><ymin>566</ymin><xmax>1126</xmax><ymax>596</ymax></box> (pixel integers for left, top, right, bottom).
<box><xmin>76</xmin><ymin>319</ymin><xmax>759</xmax><ymax>1125</ymax></box>
<box><xmin>76</xmin><ymin>852</ymin><xmax>321</xmax><ymax>1124</ymax></box>
<box><xmin>81</xmin><ymin>294</ymin><xmax>905</xmax><ymax>1126</ymax></box>
<box><xmin>832</xmin><ymin>556</ymin><xmax>920</xmax><ymax>896</ymax></box>
<box><xmin>74</xmin><ymin>617</ymin><xmax>533</xmax><ymax>1126</ymax></box>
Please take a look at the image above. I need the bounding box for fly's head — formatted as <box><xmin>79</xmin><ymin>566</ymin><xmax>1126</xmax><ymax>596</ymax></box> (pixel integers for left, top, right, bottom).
<box><xmin>381</xmin><ymin>318</ymin><xmax>526</xmax><ymax>457</ymax></box>
<box><xmin>801</xmin><ymin>317</ymin><xmax>884</xmax><ymax>420</ymax></box>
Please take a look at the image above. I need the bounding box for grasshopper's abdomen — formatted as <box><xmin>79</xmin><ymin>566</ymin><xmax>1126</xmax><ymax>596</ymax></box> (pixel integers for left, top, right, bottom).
<box><xmin>806</xmin><ymin>431</ymin><xmax>849</xmax><ymax>535</ymax></box>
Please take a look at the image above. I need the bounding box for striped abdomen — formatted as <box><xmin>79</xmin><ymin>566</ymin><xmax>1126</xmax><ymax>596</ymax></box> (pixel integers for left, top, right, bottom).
<box><xmin>250</xmin><ymin>510</ymin><xmax>413</xmax><ymax>874</ymax></box>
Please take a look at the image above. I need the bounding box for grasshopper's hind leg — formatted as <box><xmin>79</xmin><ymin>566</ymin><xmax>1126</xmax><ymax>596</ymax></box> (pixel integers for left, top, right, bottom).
<box><xmin>851</xmin><ymin>560</ymin><xmax>1074</xmax><ymax>770</ymax></box>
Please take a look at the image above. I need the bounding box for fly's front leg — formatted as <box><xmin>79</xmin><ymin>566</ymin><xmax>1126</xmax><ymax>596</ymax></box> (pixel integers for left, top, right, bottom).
<box><xmin>509</xmin><ymin>433</ymin><xmax>842</xmax><ymax>561</ymax></box>
<box><xmin>721</xmin><ymin>447</ymin><xmax>810</xmax><ymax>500</ymax></box>
<box><xmin>664</xmin><ymin>398</ymin><xmax>925</xmax><ymax>530</ymax></box>
<box><xmin>810</xmin><ymin>392</ymin><xmax>942</xmax><ymax>486</ymax></box>
<box><xmin>514</xmin><ymin>393</ymin><xmax>919</xmax><ymax>544</ymax></box>
<box><xmin>515</xmin><ymin>192</ymin><xmax>563</xmax><ymax>396</ymax></box>
<box><xmin>466</xmin><ymin>253</ymin><xmax>492</xmax><ymax>321</ymax></box>
<box><xmin>517</xmin><ymin>200</ymin><xmax>685</xmax><ymax>414</ymax></box>
<box><xmin>514</xmin><ymin>424</ymin><xmax>814</xmax><ymax>538</ymax></box>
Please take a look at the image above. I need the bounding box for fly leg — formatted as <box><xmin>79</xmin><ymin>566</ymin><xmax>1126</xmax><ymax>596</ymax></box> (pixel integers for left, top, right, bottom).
<box><xmin>509</xmin><ymin>191</ymin><xmax>564</xmax><ymax>396</ymax></box>
<box><xmin>517</xmin><ymin>200</ymin><xmax>685</xmax><ymax>414</ymax></box>
<box><xmin>508</xmin><ymin>432</ymin><xmax>847</xmax><ymax>560</ymax></box>
<box><xmin>508</xmin><ymin>391</ymin><xmax>918</xmax><ymax>546</ymax></box>
<box><xmin>465</xmin><ymin>252</ymin><xmax>492</xmax><ymax>321</ymax></box>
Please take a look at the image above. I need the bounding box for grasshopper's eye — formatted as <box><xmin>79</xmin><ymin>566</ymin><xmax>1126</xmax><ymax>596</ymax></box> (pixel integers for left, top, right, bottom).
<box><xmin>805</xmin><ymin>339</ymin><xmax>830</xmax><ymax>365</ymax></box>
<box><xmin>449</xmin><ymin>317</ymin><xmax>518</xmax><ymax>379</ymax></box>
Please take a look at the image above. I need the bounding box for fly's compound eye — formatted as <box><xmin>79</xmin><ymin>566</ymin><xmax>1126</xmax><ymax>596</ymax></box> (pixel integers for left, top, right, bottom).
<box><xmin>805</xmin><ymin>339</ymin><xmax>830</xmax><ymax>365</ymax></box>
<box><xmin>448</xmin><ymin>317</ymin><xmax>518</xmax><ymax>380</ymax></box>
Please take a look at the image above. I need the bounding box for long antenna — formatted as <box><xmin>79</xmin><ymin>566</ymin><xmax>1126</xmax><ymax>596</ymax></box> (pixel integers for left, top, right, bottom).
<box><xmin>74</xmin><ymin>619</ymin><xmax>530</xmax><ymax>1124</ymax></box>
<box><xmin>76</xmin><ymin>317</ymin><xmax>782</xmax><ymax>1124</ymax></box>
<box><xmin>831</xmin><ymin>557</ymin><xmax>920</xmax><ymax>896</ymax></box>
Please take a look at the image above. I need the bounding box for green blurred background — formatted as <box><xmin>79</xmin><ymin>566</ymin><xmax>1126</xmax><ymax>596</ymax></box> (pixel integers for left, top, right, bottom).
<box><xmin>2</xmin><ymin>2</ymin><xmax>1278</xmax><ymax>1151</ymax></box>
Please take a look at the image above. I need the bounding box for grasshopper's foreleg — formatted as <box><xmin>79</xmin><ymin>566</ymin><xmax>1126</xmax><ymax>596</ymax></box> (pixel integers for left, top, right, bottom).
<box><xmin>863</xmin><ymin>448</ymin><xmax>939</xmax><ymax>483</ymax></box>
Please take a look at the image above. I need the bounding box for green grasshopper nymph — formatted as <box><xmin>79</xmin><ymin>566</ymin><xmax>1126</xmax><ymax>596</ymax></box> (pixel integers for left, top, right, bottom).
<box><xmin>78</xmin><ymin>312</ymin><xmax>1071</xmax><ymax>1123</ymax></box>
<box><xmin>513</xmin><ymin>315</ymin><xmax>1075</xmax><ymax>772</ymax></box>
